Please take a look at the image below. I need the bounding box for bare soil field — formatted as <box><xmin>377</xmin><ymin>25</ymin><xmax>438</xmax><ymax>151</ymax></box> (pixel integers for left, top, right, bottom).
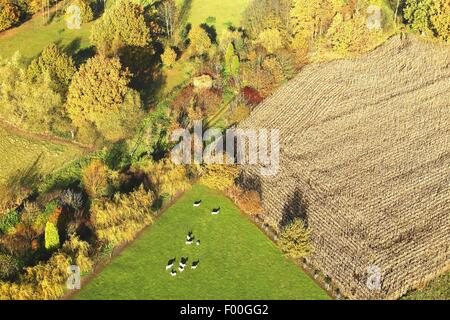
<box><xmin>240</xmin><ymin>35</ymin><xmax>450</xmax><ymax>299</ymax></box>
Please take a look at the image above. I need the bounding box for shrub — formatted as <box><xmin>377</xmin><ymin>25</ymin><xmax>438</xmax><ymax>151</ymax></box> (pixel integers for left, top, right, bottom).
<box><xmin>44</xmin><ymin>222</ymin><xmax>60</xmax><ymax>251</ymax></box>
<box><xmin>241</xmin><ymin>86</ymin><xmax>263</xmax><ymax>106</ymax></box>
<box><xmin>0</xmin><ymin>253</ymin><xmax>21</xmax><ymax>281</ymax></box>
<box><xmin>161</xmin><ymin>47</ymin><xmax>177</xmax><ymax>68</ymax></box>
<box><xmin>140</xmin><ymin>159</ymin><xmax>190</xmax><ymax>199</ymax></box>
<box><xmin>198</xmin><ymin>163</ymin><xmax>239</xmax><ymax>191</ymax></box>
<box><xmin>82</xmin><ymin>159</ymin><xmax>109</xmax><ymax>199</ymax></box>
<box><xmin>0</xmin><ymin>211</ymin><xmax>20</xmax><ymax>235</ymax></box>
<box><xmin>90</xmin><ymin>186</ymin><xmax>154</xmax><ymax>246</ymax></box>
<box><xmin>227</xmin><ymin>185</ymin><xmax>262</xmax><ymax>216</ymax></box>
<box><xmin>227</xmin><ymin>103</ymin><xmax>251</xmax><ymax>125</ymax></box>
<box><xmin>278</xmin><ymin>219</ymin><xmax>312</xmax><ymax>258</ymax></box>
<box><xmin>62</xmin><ymin>234</ymin><xmax>92</xmax><ymax>273</ymax></box>
<box><xmin>60</xmin><ymin>189</ymin><xmax>83</xmax><ymax>210</ymax></box>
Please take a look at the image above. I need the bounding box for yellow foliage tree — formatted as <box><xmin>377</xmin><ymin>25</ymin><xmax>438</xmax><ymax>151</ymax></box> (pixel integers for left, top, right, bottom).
<box><xmin>198</xmin><ymin>163</ymin><xmax>239</xmax><ymax>191</ymax></box>
<box><xmin>278</xmin><ymin>219</ymin><xmax>312</xmax><ymax>258</ymax></box>
<box><xmin>161</xmin><ymin>47</ymin><xmax>177</xmax><ymax>68</ymax></box>
<box><xmin>82</xmin><ymin>159</ymin><xmax>109</xmax><ymax>199</ymax></box>
<box><xmin>258</xmin><ymin>28</ymin><xmax>283</xmax><ymax>54</ymax></box>
<box><xmin>188</xmin><ymin>25</ymin><xmax>212</xmax><ymax>57</ymax></box>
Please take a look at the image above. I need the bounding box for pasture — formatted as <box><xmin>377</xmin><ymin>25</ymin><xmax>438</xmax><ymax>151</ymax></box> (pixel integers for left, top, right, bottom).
<box><xmin>75</xmin><ymin>184</ymin><xmax>328</xmax><ymax>300</ymax></box>
<box><xmin>177</xmin><ymin>0</ymin><xmax>250</xmax><ymax>34</ymax></box>
<box><xmin>0</xmin><ymin>10</ymin><xmax>93</xmax><ymax>61</ymax></box>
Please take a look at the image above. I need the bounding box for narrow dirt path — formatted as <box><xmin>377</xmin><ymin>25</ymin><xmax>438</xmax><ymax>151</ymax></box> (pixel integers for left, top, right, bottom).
<box><xmin>0</xmin><ymin>120</ymin><xmax>95</xmax><ymax>152</ymax></box>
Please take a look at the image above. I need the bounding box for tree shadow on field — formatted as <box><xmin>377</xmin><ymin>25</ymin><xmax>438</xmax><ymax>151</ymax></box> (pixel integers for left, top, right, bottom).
<box><xmin>1</xmin><ymin>154</ymin><xmax>44</xmax><ymax>212</ymax></box>
<box><xmin>64</xmin><ymin>38</ymin><xmax>96</xmax><ymax>67</ymax></box>
<box><xmin>200</xmin><ymin>23</ymin><xmax>217</xmax><ymax>43</ymax></box>
<box><xmin>280</xmin><ymin>188</ymin><xmax>309</xmax><ymax>229</ymax></box>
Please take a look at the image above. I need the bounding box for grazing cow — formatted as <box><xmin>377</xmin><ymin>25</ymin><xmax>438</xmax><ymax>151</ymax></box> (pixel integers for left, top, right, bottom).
<box><xmin>170</xmin><ymin>270</ymin><xmax>177</xmax><ymax>277</ymax></box>
<box><xmin>191</xmin><ymin>260</ymin><xmax>200</xmax><ymax>269</ymax></box>
<box><xmin>211</xmin><ymin>207</ymin><xmax>220</xmax><ymax>215</ymax></box>
<box><xmin>193</xmin><ymin>200</ymin><xmax>202</xmax><ymax>207</ymax></box>
<box><xmin>179</xmin><ymin>265</ymin><xmax>185</xmax><ymax>272</ymax></box>
<box><xmin>179</xmin><ymin>257</ymin><xmax>188</xmax><ymax>269</ymax></box>
<box><xmin>196</xmin><ymin>240</ymin><xmax>201</xmax><ymax>246</ymax></box>
<box><xmin>166</xmin><ymin>258</ymin><xmax>176</xmax><ymax>270</ymax></box>
<box><xmin>186</xmin><ymin>232</ymin><xmax>194</xmax><ymax>245</ymax></box>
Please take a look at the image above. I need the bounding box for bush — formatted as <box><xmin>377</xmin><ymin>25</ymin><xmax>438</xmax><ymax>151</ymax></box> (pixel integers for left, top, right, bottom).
<box><xmin>161</xmin><ymin>47</ymin><xmax>177</xmax><ymax>68</ymax></box>
<box><xmin>278</xmin><ymin>219</ymin><xmax>312</xmax><ymax>258</ymax></box>
<box><xmin>90</xmin><ymin>186</ymin><xmax>154</xmax><ymax>246</ymax></box>
<box><xmin>198</xmin><ymin>163</ymin><xmax>239</xmax><ymax>191</ymax></box>
<box><xmin>227</xmin><ymin>185</ymin><xmax>262</xmax><ymax>216</ymax></box>
<box><xmin>241</xmin><ymin>86</ymin><xmax>263</xmax><ymax>106</ymax></box>
<box><xmin>62</xmin><ymin>234</ymin><xmax>92</xmax><ymax>273</ymax></box>
<box><xmin>0</xmin><ymin>211</ymin><xmax>20</xmax><ymax>235</ymax></box>
<box><xmin>44</xmin><ymin>222</ymin><xmax>60</xmax><ymax>251</ymax></box>
<box><xmin>0</xmin><ymin>253</ymin><xmax>21</xmax><ymax>281</ymax></box>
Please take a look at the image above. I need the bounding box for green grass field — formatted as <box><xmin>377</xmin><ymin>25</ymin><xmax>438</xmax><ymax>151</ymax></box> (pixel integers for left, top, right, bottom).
<box><xmin>178</xmin><ymin>0</ymin><xmax>250</xmax><ymax>34</ymax></box>
<box><xmin>0</xmin><ymin>127</ymin><xmax>86</xmax><ymax>184</ymax></box>
<box><xmin>75</xmin><ymin>184</ymin><xmax>328</xmax><ymax>300</ymax></box>
<box><xmin>0</xmin><ymin>11</ymin><xmax>93</xmax><ymax>61</ymax></box>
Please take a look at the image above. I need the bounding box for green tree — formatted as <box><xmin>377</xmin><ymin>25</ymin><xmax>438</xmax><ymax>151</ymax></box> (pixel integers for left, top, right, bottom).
<box><xmin>0</xmin><ymin>54</ymin><xmax>65</xmax><ymax>133</ymax></box>
<box><xmin>188</xmin><ymin>25</ymin><xmax>212</xmax><ymax>57</ymax></box>
<box><xmin>27</xmin><ymin>43</ymin><xmax>76</xmax><ymax>95</ymax></box>
<box><xmin>404</xmin><ymin>0</ymin><xmax>433</xmax><ymax>35</ymax></box>
<box><xmin>44</xmin><ymin>222</ymin><xmax>60</xmax><ymax>251</ymax></box>
<box><xmin>66</xmin><ymin>55</ymin><xmax>143</xmax><ymax>141</ymax></box>
<box><xmin>278</xmin><ymin>219</ymin><xmax>312</xmax><ymax>258</ymax></box>
<box><xmin>224</xmin><ymin>42</ymin><xmax>235</xmax><ymax>75</ymax></box>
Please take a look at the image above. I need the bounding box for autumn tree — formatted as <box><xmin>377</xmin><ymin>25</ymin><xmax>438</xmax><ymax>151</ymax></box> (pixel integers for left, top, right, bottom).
<box><xmin>258</xmin><ymin>28</ymin><xmax>283</xmax><ymax>53</ymax></box>
<box><xmin>0</xmin><ymin>53</ymin><xmax>64</xmax><ymax>133</ymax></box>
<box><xmin>188</xmin><ymin>25</ymin><xmax>212</xmax><ymax>57</ymax></box>
<box><xmin>159</xmin><ymin>0</ymin><xmax>177</xmax><ymax>38</ymax></box>
<box><xmin>161</xmin><ymin>47</ymin><xmax>177</xmax><ymax>68</ymax></box>
<box><xmin>66</xmin><ymin>55</ymin><xmax>143</xmax><ymax>141</ymax></box>
<box><xmin>242</xmin><ymin>0</ymin><xmax>292</xmax><ymax>39</ymax></box>
<box><xmin>90</xmin><ymin>0</ymin><xmax>152</xmax><ymax>52</ymax></box>
<box><xmin>82</xmin><ymin>159</ymin><xmax>109</xmax><ymax>199</ymax></box>
<box><xmin>0</xmin><ymin>0</ymin><xmax>20</xmax><ymax>32</ymax></box>
<box><xmin>28</xmin><ymin>43</ymin><xmax>76</xmax><ymax>95</ymax></box>
<box><xmin>278</xmin><ymin>219</ymin><xmax>312</xmax><ymax>258</ymax></box>
<box><xmin>404</xmin><ymin>0</ymin><xmax>433</xmax><ymax>36</ymax></box>
<box><xmin>404</xmin><ymin>0</ymin><xmax>449</xmax><ymax>41</ymax></box>
<box><xmin>430</xmin><ymin>0</ymin><xmax>450</xmax><ymax>41</ymax></box>
<box><xmin>290</xmin><ymin>0</ymin><xmax>334</xmax><ymax>48</ymax></box>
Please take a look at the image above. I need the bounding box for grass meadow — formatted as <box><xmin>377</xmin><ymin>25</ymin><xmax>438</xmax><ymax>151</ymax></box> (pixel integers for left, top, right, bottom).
<box><xmin>75</xmin><ymin>184</ymin><xmax>328</xmax><ymax>300</ymax></box>
<box><xmin>179</xmin><ymin>0</ymin><xmax>251</xmax><ymax>33</ymax></box>
<box><xmin>0</xmin><ymin>12</ymin><xmax>93</xmax><ymax>61</ymax></box>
